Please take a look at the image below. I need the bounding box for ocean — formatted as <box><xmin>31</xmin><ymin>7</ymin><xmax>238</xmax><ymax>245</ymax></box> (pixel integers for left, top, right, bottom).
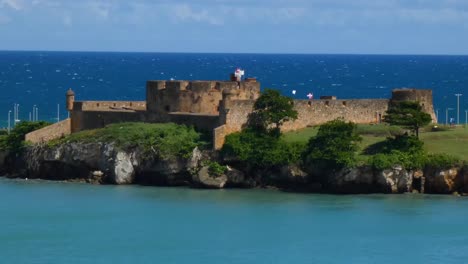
<box><xmin>1</xmin><ymin>178</ymin><xmax>467</xmax><ymax>264</ymax></box>
<box><xmin>0</xmin><ymin>51</ymin><xmax>467</xmax><ymax>126</ymax></box>
<box><xmin>1</xmin><ymin>52</ymin><xmax>468</xmax><ymax>263</ymax></box>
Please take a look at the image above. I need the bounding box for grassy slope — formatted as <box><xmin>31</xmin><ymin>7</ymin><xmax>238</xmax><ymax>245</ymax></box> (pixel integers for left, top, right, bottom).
<box><xmin>284</xmin><ymin>124</ymin><xmax>468</xmax><ymax>161</ymax></box>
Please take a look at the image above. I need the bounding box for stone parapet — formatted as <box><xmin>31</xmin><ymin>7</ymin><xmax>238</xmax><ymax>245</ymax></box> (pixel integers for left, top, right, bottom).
<box><xmin>25</xmin><ymin>119</ymin><xmax>72</xmax><ymax>143</ymax></box>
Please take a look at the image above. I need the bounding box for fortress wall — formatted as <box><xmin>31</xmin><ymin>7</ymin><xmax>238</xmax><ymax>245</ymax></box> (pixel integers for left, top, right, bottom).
<box><xmin>146</xmin><ymin>80</ymin><xmax>260</xmax><ymax>116</ymax></box>
<box><xmin>26</xmin><ymin>119</ymin><xmax>71</xmax><ymax>143</ymax></box>
<box><xmin>168</xmin><ymin>113</ymin><xmax>220</xmax><ymax>132</ymax></box>
<box><xmin>146</xmin><ymin>81</ymin><xmax>166</xmax><ymax>112</ymax></box>
<box><xmin>213</xmin><ymin>98</ymin><xmax>390</xmax><ymax>149</ymax></box>
<box><xmin>281</xmin><ymin>99</ymin><xmax>390</xmax><ymax>131</ymax></box>
<box><xmin>74</xmin><ymin>101</ymin><xmax>146</xmax><ymax>112</ymax></box>
<box><xmin>71</xmin><ymin>110</ymin><xmax>146</xmax><ymax>132</ymax></box>
<box><xmin>391</xmin><ymin>89</ymin><xmax>437</xmax><ymax>122</ymax></box>
<box><xmin>221</xmin><ymin>99</ymin><xmax>390</xmax><ymax>133</ymax></box>
<box><xmin>223</xmin><ymin>100</ymin><xmax>256</xmax><ymax>132</ymax></box>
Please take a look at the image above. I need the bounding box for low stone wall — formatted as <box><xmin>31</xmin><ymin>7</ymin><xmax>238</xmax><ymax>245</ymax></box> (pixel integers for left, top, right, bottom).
<box><xmin>74</xmin><ymin>101</ymin><xmax>146</xmax><ymax>111</ymax></box>
<box><xmin>25</xmin><ymin>119</ymin><xmax>71</xmax><ymax>143</ymax></box>
<box><xmin>71</xmin><ymin>111</ymin><xmax>146</xmax><ymax>133</ymax></box>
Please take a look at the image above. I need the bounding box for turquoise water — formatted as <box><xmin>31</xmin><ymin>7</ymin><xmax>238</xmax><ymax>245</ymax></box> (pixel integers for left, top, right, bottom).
<box><xmin>1</xmin><ymin>178</ymin><xmax>467</xmax><ymax>263</ymax></box>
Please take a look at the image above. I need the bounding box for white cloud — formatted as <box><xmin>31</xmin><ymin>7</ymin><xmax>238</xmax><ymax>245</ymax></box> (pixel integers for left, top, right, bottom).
<box><xmin>0</xmin><ymin>0</ymin><xmax>23</xmax><ymax>10</ymax></box>
<box><xmin>173</xmin><ymin>4</ymin><xmax>223</xmax><ymax>25</ymax></box>
<box><xmin>87</xmin><ymin>1</ymin><xmax>112</xmax><ymax>19</ymax></box>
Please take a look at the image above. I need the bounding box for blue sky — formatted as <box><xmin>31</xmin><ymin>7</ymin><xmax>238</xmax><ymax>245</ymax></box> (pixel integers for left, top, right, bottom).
<box><xmin>0</xmin><ymin>0</ymin><xmax>467</xmax><ymax>54</ymax></box>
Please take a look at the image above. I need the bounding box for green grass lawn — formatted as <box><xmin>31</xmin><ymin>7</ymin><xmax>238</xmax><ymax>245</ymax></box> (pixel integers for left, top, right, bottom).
<box><xmin>284</xmin><ymin>124</ymin><xmax>468</xmax><ymax>161</ymax></box>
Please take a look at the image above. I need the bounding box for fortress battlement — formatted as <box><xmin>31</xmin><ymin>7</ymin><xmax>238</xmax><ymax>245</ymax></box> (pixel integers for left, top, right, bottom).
<box><xmin>27</xmin><ymin>78</ymin><xmax>437</xmax><ymax>150</ymax></box>
<box><xmin>73</xmin><ymin>101</ymin><xmax>147</xmax><ymax>112</ymax></box>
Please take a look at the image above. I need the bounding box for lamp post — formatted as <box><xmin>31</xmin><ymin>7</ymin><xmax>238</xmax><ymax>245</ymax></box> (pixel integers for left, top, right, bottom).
<box><xmin>57</xmin><ymin>104</ymin><xmax>60</xmax><ymax>123</ymax></box>
<box><xmin>14</xmin><ymin>104</ymin><xmax>20</xmax><ymax>125</ymax></box>
<box><xmin>32</xmin><ymin>105</ymin><xmax>36</xmax><ymax>122</ymax></box>
<box><xmin>465</xmin><ymin>110</ymin><xmax>468</xmax><ymax>128</ymax></box>
<box><xmin>455</xmin><ymin>93</ymin><xmax>462</xmax><ymax>125</ymax></box>
<box><xmin>446</xmin><ymin>108</ymin><xmax>454</xmax><ymax>126</ymax></box>
<box><xmin>7</xmin><ymin>110</ymin><xmax>11</xmax><ymax>134</ymax></box>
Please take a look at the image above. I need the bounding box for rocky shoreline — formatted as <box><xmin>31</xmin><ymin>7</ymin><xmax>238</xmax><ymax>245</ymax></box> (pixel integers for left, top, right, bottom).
<box><xmin>0</xmin><ymin>142</ymin><xmax>467</xmax><ymax>195</ymax></box>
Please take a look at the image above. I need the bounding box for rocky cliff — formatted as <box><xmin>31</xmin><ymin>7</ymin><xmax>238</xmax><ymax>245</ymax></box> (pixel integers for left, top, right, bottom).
<box><xmin>0</xmin><ymin>143</ymin><xmax>467</xmax><ymax>195</ymax></box>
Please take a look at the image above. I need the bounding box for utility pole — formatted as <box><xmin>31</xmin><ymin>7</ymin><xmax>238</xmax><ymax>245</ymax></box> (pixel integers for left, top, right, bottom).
<box><xmin>32</xmin><ymin>105</ymin><xmax>36</xmax><ymax>122</ymax></box>
<box><xmin>14</xmin><ymin>104</ymin><xmax>19</xmax><ymax>126</ymax></box>
<box><xmin>7</xmin><ymin>110</ymin><xmax>11</xmax><ymax>134</ymax></box>
<box><xmin>455</xmin><ymin>94</ymin><xmax>462</xmax><ymax>125</ymax></box>
<box><xmin>436</xmin><ymin>109</ymin><xmax>439</xmax><ymax>124</ymax></box>
<box><xmin>465</xmin><ymin>110</ymin><xmax>468</xmax><ymax>128</ymax></box>
<box><xmin>57</xmin><ymin>104</ymin><xmax>60</xmax><ymax>122</ymax></box>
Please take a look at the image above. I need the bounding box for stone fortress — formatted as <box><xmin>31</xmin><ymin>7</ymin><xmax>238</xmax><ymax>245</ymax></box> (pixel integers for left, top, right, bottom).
<box><xmin>26</xmin><ymin>76</ymin><xmax>437</xmax><ymax>150</ymax></box>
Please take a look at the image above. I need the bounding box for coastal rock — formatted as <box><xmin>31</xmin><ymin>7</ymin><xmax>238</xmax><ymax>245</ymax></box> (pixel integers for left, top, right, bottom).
<box><xmin>425</xmin><ymin>167</ymin><xmax>462</xmax><ymax>194</ymax></box>
<box><xmin>375</xmin><ymin>165</ymin><xmax>413</xmax><ymax>193</ymax></box>
<box><xmin>0</xmin><ymin>150</ymin><xmax>8</xmax><ymax>173</ymax></box>
<box><xmin>16</xmin><ymin>143</ymin><xmax>199</xmax><ymax>186</ymax></box>
<box><xmin>193</xmin><ymin>166</ymin><xmax>228</xmax><ymax>189</ymax></box>
<box><xmin>463</xmin><ymin>165</ymin><xmax>468</xmax><ymax>193</ymax></box>
<box><xmin>112</xmin><ymin>151</ymin><xmax>135</xmax><ymax>184</ymax></box>
<box><xmin>327</xmin><ymin>167</ymin><xmax>374</xmax><ymax>193</ymax></box>
<box><xmin>225</xmin><ymin>166</ymin><xmax>247</xmax><ymax>187</ymax></box>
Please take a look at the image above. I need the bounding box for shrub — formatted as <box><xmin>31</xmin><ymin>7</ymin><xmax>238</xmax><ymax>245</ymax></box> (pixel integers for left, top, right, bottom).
<box><xmin>364</xmin><ymin>134</ymin><xmax>424</xmax><ymax>155</ymax></box>
<box><xmin>369</xmin><ymin>150</ymin><xmax>426</xmax><ymax>170</ymax></box>
<box><xmin>302</xmin><ymin>119</ymin><xmax>362</xmax><ymax>170</ymax></box>
<box><xmin>0</xmin><ymin>121</ymin><xmax>51</xmax><ymax>153</ymax></box>
<box><xmin>51</xmin><ymin>123</ymin><xmax>202</xmax><ymax>160</ymax></box>
<box><xmin>206</xmin><ymin>161</ymin><xmax>227</xmax><ymax>178</ymax></box>
<box><xmin>222</xmin><ymin>129</ymin><xmax>305</xmax><ymax>168</ymax></box>
<box><xmin>425</xmin><ymin>153</ymin><xmax>461</xmax><ymax>169</ymax></box>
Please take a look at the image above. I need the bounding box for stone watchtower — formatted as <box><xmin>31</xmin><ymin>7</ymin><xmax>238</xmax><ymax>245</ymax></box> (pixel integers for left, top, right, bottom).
<box><xmin>391</xmin><ymin>88</ymin><xmax>437</xmax><ymax>123</ymax></box>
<box><xmin>66</xmin><ymin>88</ymin><xmax>75</xmax><ymax>112</ymax></box>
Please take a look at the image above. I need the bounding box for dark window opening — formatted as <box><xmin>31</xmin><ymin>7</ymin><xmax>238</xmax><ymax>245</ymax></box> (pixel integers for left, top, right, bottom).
<box><xmin>342</xmin><ymin>101</ymin><xmax>347</xmax><ymax>106</ymax></box>
<box><xmin>165</xmin><ymin>105</ymin><xmax>170</xmax><ymax>111</ymax></box>
<box><xmin>325</xmin><ymin>101</ymin><xmax>329</xmax><ymax>107</ymax></box>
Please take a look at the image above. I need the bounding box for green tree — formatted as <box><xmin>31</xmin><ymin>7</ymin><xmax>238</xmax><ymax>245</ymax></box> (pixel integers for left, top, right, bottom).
<box><xmin>1</xmin><ymin>121</ymin><xmax>51</xmax><ymax>152</ymax></box>
<box><xmin>383</xmin><ymin>101</ymin><xmax>432</xmax><ymax>138</ymax></box>
<box><xmin>303</xmin><ymin>119</ymin><xmax>362</xmax><ymax>170</ymax></box>
<box><xmin>251</xmin><ymin>89</ymin><xmax>298</xmax><ymax>136</ymax></box>
<box><xmin>222</xmin><ymin>128</ymin><xmax>305</xmax><ymax>168</ymax></box>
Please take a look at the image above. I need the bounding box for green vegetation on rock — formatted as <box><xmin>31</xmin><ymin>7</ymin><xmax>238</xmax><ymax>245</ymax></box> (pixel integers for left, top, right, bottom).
<box><xmin>50</xmin><ymin>122</ymin><xmax>202</xmax><ymax>159</ymax></box>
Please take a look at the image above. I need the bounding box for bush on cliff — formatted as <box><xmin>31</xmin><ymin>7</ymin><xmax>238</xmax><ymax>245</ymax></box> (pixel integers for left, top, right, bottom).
<box><xmin>222</xmin><ymin>128</ymin><xmax>305</xmax><ymax>168</ymax></box>
<box><xmin>424</xmin><ymin>153</ymin><xmax>462</xmax><ymax>169</ymax></box>
<box><xmin>0</xmin><ymin>121</ymin><xmax>51</xmax><ymax>153</ymax></box>
<box><xmin>51</xmin><ymin>122</ymin><xmax>202</xmax><ymax>159</ymax></box>
<box><xmin>302</xmin><ymin>119</ymin><xmax>362</xmax><ymax>170</ymax></box>
<box><xmin>369</xmin><ymin>150</ymin><xmax>426</xmax><ymax>170</ymax></box>
<box><xmin>366</xmin><ymin>134</ymin><xmax>427</xmax><ymax>169</ymax></box>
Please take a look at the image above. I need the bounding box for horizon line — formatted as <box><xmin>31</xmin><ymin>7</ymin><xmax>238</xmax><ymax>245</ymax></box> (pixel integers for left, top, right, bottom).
<box><xmin>0</xmin><ymin>49</ymin><xmax>467</xmax><ymax>57</ymax></box>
